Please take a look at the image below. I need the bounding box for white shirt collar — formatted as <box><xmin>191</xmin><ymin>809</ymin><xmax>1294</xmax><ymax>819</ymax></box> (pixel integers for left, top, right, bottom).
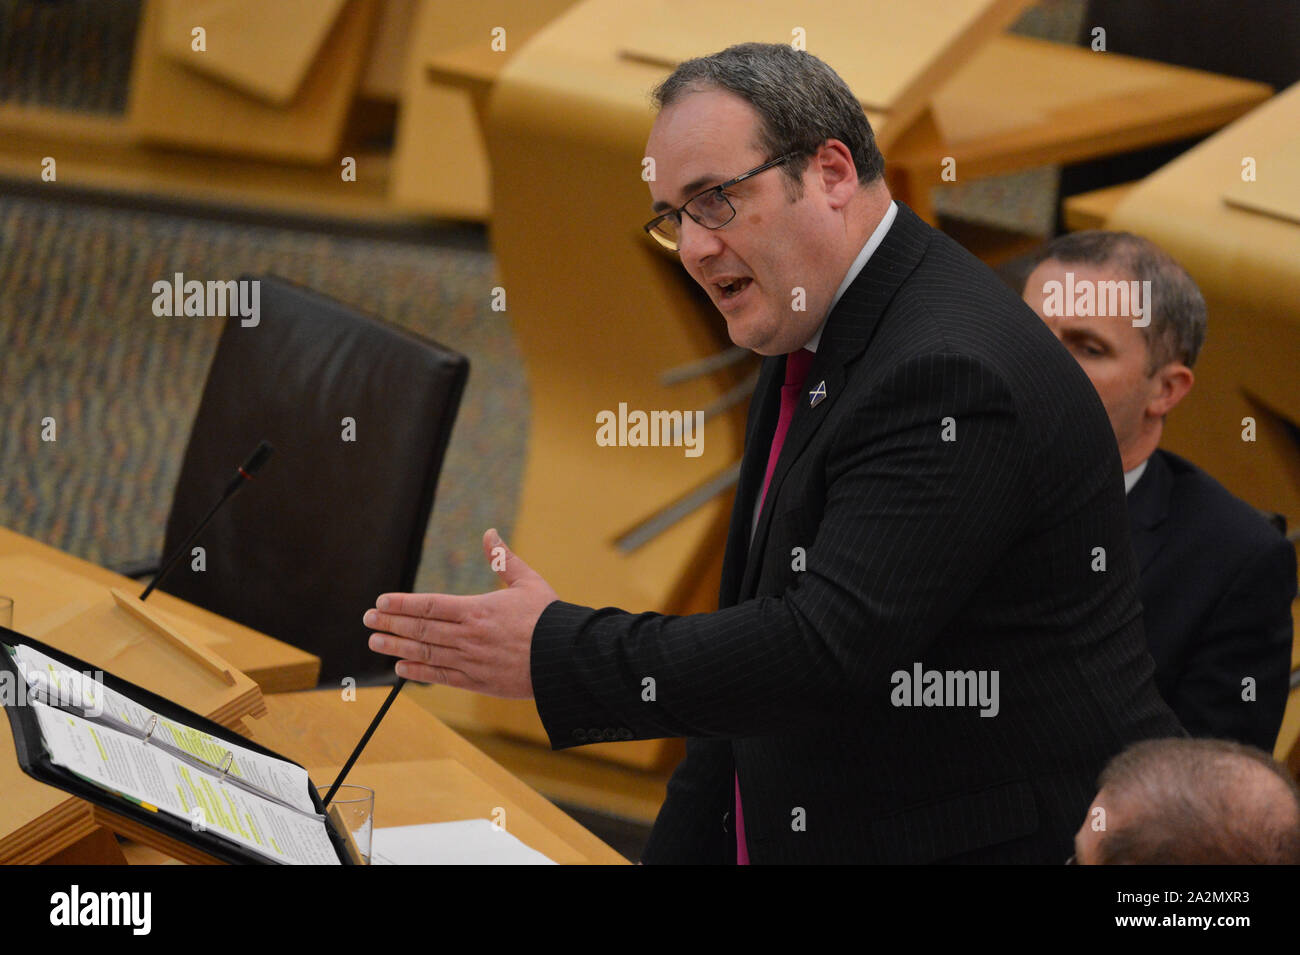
<box><xmin>1123</xmin><ymin>459</ymin><xmax>1149</xmax><ymax>494</ymax></box>
<box><xmin>803</xmin><ymin>200</ymin><xmax>898</xmax><ymax>353</ymax></box>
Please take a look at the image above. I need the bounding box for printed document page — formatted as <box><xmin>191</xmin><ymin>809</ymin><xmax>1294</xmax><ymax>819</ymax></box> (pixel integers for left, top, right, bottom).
<box><xmin>13</xmin><ymin>642</ymin><xmax>315</xmax><ymax>813</ymax></box>
<box><xmin>22</xmin><ymin>679</ymin><xmax>339</xmax><ymax>864</ymax></box>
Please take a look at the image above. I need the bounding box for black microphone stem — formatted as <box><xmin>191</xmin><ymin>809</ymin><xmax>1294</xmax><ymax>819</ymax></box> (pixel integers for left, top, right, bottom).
<box><xmin>322</xmin><ymin>679</ymin><xmax>406</xmax><ymax>806</ymax></box>
<box><xmin>140</xmin><ymin>490</ymin><xmax>232</xmax><ymax>601</ymax></box>
<box><xmin>139</xmin><ymin>441</ymin><xmax>274</xmax><ymax>601</ymax></box>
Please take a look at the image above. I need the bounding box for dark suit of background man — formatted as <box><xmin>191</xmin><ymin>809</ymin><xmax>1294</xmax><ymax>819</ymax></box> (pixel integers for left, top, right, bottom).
<box><xmin>1023</xmin><ymin>232</ymin><xmax>1296</xmax><ymax>753</ymax></box>
<box><xmin>365</xmin><ymin>43</ymin><xmax>1183</xmax><ymax>864</ymax></box>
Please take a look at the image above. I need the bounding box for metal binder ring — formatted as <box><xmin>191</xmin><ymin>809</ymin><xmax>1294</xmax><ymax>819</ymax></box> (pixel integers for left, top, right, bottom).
<box><xmin>218</xmin><ymin>751</ymin><xmax>234</xmax><ymax>779</ymax></box>
<box><xmin>142</xmin><ymin>715</ymin><xmax>159</xmax><ymax>743</ymax></box>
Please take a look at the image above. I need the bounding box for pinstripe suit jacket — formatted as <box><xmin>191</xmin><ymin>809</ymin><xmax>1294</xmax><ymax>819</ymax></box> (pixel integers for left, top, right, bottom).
<box><xmin>530</xmin><ymin>202</ymin><xmax>1184</xmax><ymax>863</ymax></box>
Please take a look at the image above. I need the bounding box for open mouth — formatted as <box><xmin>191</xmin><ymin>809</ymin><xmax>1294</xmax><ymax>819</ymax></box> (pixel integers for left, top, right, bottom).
<box><xmin>718</xmin><ymin>277</ymin><xmax>753</xmax><ymax>300</ymax></box>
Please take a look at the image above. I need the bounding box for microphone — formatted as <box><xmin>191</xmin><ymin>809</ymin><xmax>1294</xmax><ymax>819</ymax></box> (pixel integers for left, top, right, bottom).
<box><xmin>220</xmin><ymin>440</ymin><xmax>274</xmax><ymax>498</ymax></box>
<box><xmin>140</xmin><ymin>441</ymin><xmax>275</xmax><ymax>601</ymax></box>
<box><xmin>321</xmin><ymin>678</ymin><xmax>405</xmax><ymax>807</ymax></box>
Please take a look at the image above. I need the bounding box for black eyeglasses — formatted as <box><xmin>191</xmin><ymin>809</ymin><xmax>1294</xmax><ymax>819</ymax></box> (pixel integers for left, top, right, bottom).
<box><xmin>644</xmin><ymin>153</ymin><xmax>798</xmax><ymax>251</ymax></box>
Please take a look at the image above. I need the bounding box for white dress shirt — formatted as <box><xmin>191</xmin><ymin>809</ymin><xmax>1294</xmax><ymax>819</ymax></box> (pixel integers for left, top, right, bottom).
<box><xmin>1123</xmin><ymin>459</ymin><xmax>1149</xmax><ymax>495</ymax></box>
<box><xmin>802</xmin><ymin>200</ymin><xmax>898</xmax><ymax>353</ymax></box>
<box><xmin>750</xmin><ymin>201</ymin><xmax>899</xmax><ymax>538</ymax></box>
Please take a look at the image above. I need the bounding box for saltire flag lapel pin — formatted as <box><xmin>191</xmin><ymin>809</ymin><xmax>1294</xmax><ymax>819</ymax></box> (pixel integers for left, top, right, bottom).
<box><xmin>809</xmin><ymin>380</ymin><xmax>827</xmax><ymax>408</ymax></box>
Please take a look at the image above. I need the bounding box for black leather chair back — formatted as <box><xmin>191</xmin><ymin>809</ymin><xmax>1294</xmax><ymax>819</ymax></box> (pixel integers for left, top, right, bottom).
<box><xmin>161</xmin><ymin>275</ymin><xmax>468</xmax><ymax>685</ymax></box>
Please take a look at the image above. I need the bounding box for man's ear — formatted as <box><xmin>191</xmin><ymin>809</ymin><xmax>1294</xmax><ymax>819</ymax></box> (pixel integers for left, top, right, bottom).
<box><xmin>817</xmin><ymin>139</ymin><xmax>859</xmax><ymax>208</ymax></box>
<box><xmin>1147</xmin><ymin>362</ymin><xmax>1194</xmax><ymax>418</ymax></box>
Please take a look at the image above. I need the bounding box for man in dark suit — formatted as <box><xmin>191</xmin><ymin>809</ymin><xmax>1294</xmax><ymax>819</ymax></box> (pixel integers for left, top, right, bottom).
<box><xmin>1023</xmin><ymin>232</ymin><xmax>1296</xmax><ymax>753</ymax></box>
<box><xmin>363</xmin><ymin>43</ymin><xmax>1182</xmax><ymax>864</ymax></box>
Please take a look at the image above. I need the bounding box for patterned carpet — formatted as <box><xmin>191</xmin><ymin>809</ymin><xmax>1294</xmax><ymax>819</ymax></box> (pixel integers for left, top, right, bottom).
<box><xmin>0</xmin><ymin>192</ymin><xmax>527</xmax><ymax>600</ymax></box>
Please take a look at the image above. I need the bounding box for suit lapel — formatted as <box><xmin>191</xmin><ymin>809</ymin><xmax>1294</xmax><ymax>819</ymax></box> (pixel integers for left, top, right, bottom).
<box><xmin>1126</xmin><ymin>449</ymin><xmax>1172</xmax><ymax>572</ymax></box>
<box><xmin>738</xmin><ymin>201</ymin><xmax>932</xmax><ymax>599</ymax></box>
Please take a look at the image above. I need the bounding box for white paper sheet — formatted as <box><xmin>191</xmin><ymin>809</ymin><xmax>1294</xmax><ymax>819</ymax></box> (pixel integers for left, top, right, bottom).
<box><xmin>370</xmin><ymin>820</ymin><xmax>557</xmax><ymax>865</ymax></box>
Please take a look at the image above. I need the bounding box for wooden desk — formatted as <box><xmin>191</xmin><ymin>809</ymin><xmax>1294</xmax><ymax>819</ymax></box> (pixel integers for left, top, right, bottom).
<box><xmin>418</xmin><ymin>16</ymin><xmax>1267</xmax><ymax>226</ymax></box>
<box><xmin>387</xmin><ymin>0</ymin><xmax>577</xmax><ymax>219</ymax></box>
<box><xmin>71</xmin><ymin>690</ymin><xmax>626</xmax><ymax>865</ymax></box>
<box><xmin>0</xmin><ymin>527</ymin><xmax>319</xmax><ymax>692</ymax></box>
<box><xmin>127</xmin><ymin>0</ymin><xmax>378</xmax><ymax>163</ymax></box>
<box><xmin>0</xmin><ymin>525</ymin><xmax>317</xmax><ymax>864</ymax></box>
<box><xmin>888</xmin><ymin>35</ymin><xmax>1271</xmax><ymax>222</ymax></box>
<box><xmin>0</xmin><ymin>536</ymin><xmax>620</xmax><ymax>863</ymax></box>
<box><xmin>425</xmin><ymin>41</ymin><xmax>503</xmax><ymax>100</ymax></box>
<box><xmin>255</xmin><ymin>688</ymin><xmax>628</xmax><ymax>864</ymax></box>
<box><xmin>0</xmin><ymin>103</ymin><xmax>411</xmax><ymax>226</ymax></box>
<box><xmin>1062</xmin><ymin>181</ymin><xmax>1138</xmax><ymax>232</ymax></box>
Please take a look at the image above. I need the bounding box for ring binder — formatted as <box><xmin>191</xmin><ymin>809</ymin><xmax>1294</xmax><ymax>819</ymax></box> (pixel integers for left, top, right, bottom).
<box><xmin>2</xmin><ymin>631</ymin><xmax>356</xmax><ymax>864</ymax></box>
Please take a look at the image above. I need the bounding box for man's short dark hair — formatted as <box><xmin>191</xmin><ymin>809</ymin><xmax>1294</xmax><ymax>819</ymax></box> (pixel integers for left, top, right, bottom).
<box><xmin>1095</xmin><ymin>737</ymin><xmax>1300</xmax><ymax>864</ymax></box>
<box><xmin>1028</xmin><ymin>230</ymin><xmax>1207</xmax><ymax>374</ymax></box>
<box><xmin>650</xmin><ymin>42</ymin><xmax>885</xmax><ymax>199</ymax></box>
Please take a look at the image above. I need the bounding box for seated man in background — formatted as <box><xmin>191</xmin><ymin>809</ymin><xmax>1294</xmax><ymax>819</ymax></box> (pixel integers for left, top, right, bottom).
<box><xmin>1074</xmin><ymin>737</ymin><xmax>1300</xmax><ymax>864</ymax></box>
<box><xmin>1023</xmin><ymin>231</ymin><xmax>1296</xmax><ymax>752</ymax></box>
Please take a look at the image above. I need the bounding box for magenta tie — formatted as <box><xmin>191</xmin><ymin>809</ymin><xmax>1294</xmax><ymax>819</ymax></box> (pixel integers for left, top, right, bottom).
<box><xmin>736</xmin><ymin>347</ymin><xmax>815</xmax><ymax>864</ymax></box>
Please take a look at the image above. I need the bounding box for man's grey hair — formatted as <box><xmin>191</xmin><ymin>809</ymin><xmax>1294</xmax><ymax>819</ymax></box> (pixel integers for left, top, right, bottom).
<box><xmin>1095</xmin><ymin>737</ymin><xmax>1300</xmax><ymax>865</ymax></box>
<box><xmin>651</xmin><ymin>42</ymin><xmax>885</xmax><ymax>199</ymax></box>
<box><xmin>1029</xmin><ymin>230</ymin><xmax>1208</xmax><ymax>373</ymax></box>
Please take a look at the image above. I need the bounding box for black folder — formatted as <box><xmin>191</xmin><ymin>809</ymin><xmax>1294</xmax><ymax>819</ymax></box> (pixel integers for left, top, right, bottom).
<box><xmin>1</xmin><ymin>627</ymin><xmax>356</xmax><ymax>865</ymax></box>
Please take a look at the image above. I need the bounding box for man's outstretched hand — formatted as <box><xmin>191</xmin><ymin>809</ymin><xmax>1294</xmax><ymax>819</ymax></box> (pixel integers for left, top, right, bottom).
<box><xmin>364</xmin><ymin>529</ymin><xmax>557</xmax><ymax>699</ymax></box>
